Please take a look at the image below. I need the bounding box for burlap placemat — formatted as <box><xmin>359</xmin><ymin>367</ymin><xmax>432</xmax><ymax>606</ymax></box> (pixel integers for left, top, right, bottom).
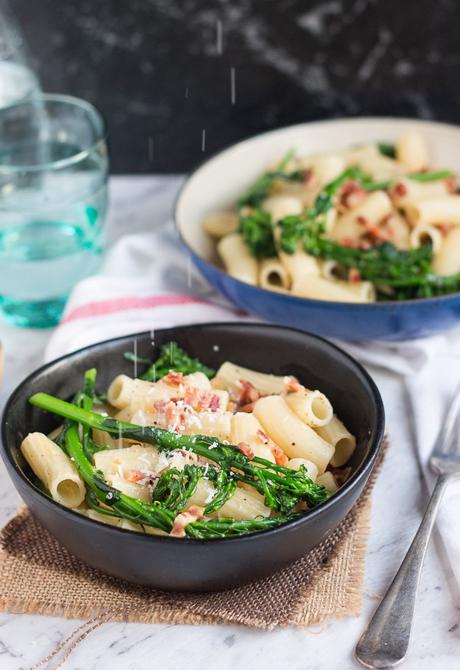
<box><xmin>0</xmin><ymin>441</ymin><xmax>386</xmax><ymax>631</ymax></box>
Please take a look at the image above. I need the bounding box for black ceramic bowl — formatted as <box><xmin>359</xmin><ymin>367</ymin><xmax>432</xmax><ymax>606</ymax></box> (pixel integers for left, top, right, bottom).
<box><xmin>1</xmin><ymin>323</ymin><xmax>384</xmax><ymax>591</ymax></box>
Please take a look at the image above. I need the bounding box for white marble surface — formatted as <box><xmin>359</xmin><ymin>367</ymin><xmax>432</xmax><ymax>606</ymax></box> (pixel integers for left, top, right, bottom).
<box><xmin>0</xmin><ymin>177</ymin><xmax>459</xmax><ymax>670</ymax></box>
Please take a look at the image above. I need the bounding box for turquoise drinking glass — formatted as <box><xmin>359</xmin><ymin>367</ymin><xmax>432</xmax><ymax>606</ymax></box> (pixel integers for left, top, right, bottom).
<box><xmin>0</xmin><ymin>94</ymin><xmax>108</xmax><ymax>327</ymax></box>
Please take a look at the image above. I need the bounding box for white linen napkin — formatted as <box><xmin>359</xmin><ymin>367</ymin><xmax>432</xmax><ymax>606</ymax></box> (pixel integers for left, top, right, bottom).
<box><xmin>45</xmin><ymin>225</ymin><xmax>250</xmax><ymax>362</ymax></box>
<box><xmin>46</xmin><ymin>224</ymin><xmax>460</xmax><ymax>584</ymax></box>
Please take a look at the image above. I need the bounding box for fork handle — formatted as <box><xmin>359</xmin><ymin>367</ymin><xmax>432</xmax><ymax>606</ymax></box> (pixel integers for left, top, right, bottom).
<box><xmin>355</xmin><ymin>473</ymin><xmax>451</xmax><ymax>669</ymax></box>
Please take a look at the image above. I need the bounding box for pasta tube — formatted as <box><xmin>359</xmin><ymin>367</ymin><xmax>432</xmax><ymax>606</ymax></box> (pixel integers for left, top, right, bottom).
<box><xmin>262</xmin><ymin>195</ymin><xmax>302</xmax><ymax>222</ymax></box>
<box><xmin>331</xmin><ymin>191</ymin><xmax>393</xmax><ymax>243</ymax></box>
<box><xmin>432</xmin><ymin>227</ymin><xmax>460</xmax><ymax>276</ymax></box>
<box><xmin>405</xmin><ymin>196</ymin><xmax>460</xmax><ymax>227</ymax></box>
<box><xmin>184</xmin><ymin>410</ymin><xmax>232</xmax><ymax>440</ymax></box>
<box><xmin>344</xmin><ymin>144</ymin><xmax>403</xmax><ymax>181</ymax></box>
<box><xmin>316</xmin><ymin>471</ymin><xmax>339</xmax><ymax>494</ymax></box>
<box><xmin>185</xmin><ymin>372</ymin><xmax>212</xmax><ymax>389</ymax></box>
<box><xmin>107</xmin><ymin>375</ymin><xmax>149</xmax><ymax>409</ymax></box>
<box><xmin>278</xmin><ymin>248</ymin><xmax>321</xmax><ymax>282</ymax></box>
<box><xmin>271</xmin><ymin>180</ymin><xmax>312</xmax><ymax>206</ymax></box>
<box><xmin>230</xmin><ymin>412</ymin><xmax>276</xmax><ymax>463</ymax></box>
<box><xmin>391</xmin><ymin>177</ymin><xmax>449</xmax><ymax>205</ymax></box>
<box><xmin>287</xmin><ymin>457</ymin><xmax>319</xmax><ymax>482</ymax></box>
<box><xmin>107</xmin><ymin>374</ymin><xmax>192</xmax><ymax>410</ymax></box>
<box><xmin>299</xmin><ymin>154</ymin><xmax>346</xmax><ymax>189</ymax></box>
<box><xmin>291</xmin><ymin>275</ymin><xmax>375</xmax><ymax>303</ymax></box>
<box><xmin>94</xmin><ymin>444</ymin><xmax>160</xmax><ymax>479</ymax></box>
<box><xmin>316</xmin><ymin>415</ymin><xmax>356</xmax><ymax>467</ymax></box>
<box><xmin>274</xmin><ymin>226</ymin><xmax>321</xmax><ymax>283</ymax></box>
<box><xmin>253</xmin><ymin>396</ymin><xmax>334</xmax><ymax>473</ymax></box>
<box><xmin>214</xmin><ymin>361</ymin><xmax>289</xmax><ymax>395</ymax></box>
<box><xmin>117</xmin><ymin>405</ymin><xmax>233</xmax><ymax>442</ymax></box>
<box><xmin>107</xmin><ymin>374</ymin><xmax>227</xmax><ymax>412</ymax></box>
<box><xmin>108</xmin><ymin>476</ymin><xmax>152</xmax><ymax>501</ymax></box>
<box><xmin>94</xmin><ymin>444</ymin><xmax>161</xmax><ymax>501</ymax></box>
<box><xmin>259</xmin><ymin>257</ymin><xmax>290</xmax><ymax>290</ymax></box>
<box><xmin>284</xmin><ymin>388</ymin><xmax>333</xmax><ymax>428</ymax></box>
<box><xmin>202</xmin><ymin>211</ymin><xmax>238</xmax><ymax>238</ymax></box>
<box><xmin>92</xmin><ymin>427</ymin><xmax>127</xmax><ymax>450</ymax></box>
<box><xmin>188</xmin><ymin>480</ymin><xmax>270</xmax><ymax>519</ymax></box>
<box><xmin>396</xmin><ymin>132</ymin><xmax>428</xmax><ymax>172</ymax></box>
<box><xmin>409</xmin><ymin>223</ymin><xmax>443</xmax><ymax>253</ymax></box>
<box><xmin>319</xmin><ymin>259</ymin><xmax>340</xmax><ymax>281</ymax></box>
<box><xmin>217</xmin><ymin>233</ymin><xmax>259</xmax><ymax>285</ymax></box>
<box><xmin>21</xmin><ymin>432</ymin><xmax>86</xmax><ymax>508</ymax></box>
<box><xmin>384</xmin><ymin>212</ymin><xmax>411</xmax><ymax>250</ymax></box>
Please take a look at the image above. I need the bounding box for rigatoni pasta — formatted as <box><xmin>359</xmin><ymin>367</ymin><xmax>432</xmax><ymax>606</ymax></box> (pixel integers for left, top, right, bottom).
<box><xmin>253</xmin><ymin>395</ymin><xmax>334</xmax><ymax>474</ymax></box>
<box><xmin>287</xmin><ymin>457</ymin><xmax>319</xmax><ymax>482</ymax></box>
<box><xmin>299</xmin><ymin>154</ymin><xmax>346</xmax><ymax>189</ymax></box>
<box><xmin>432</xmin><ymin>227</ymin><xmax>460</xmax><ymax>276</ymax></box>
<box><xmin>316</xmin><ymin>415</ymin><xmax>357</xmax><ymax>467</ymax></box>
<box><xmin>262</xmin><ymin>195</ymin><xmax>303</xmax><ymax>222</ymax></box>
<box><xmin>202</xmin><ymin>211</ymin><xmax>238</xmax><ymax>238</ymax></box>
<box><xmin>217</xmin><ymin>233</ymin><xmax>259</xmax><ymax>285</ymax></box>
<box><xmin>24</xmin><ymin>341</ymin><xmax>357</xmax><ymax>539</ymax></box>
<box><xmin>21</xmin><ymin>432</ymin><xmax>85</xmax><ymax>508</ymax></box>
<box><xmin>230</xmin><ymin>412</ymin><xmax>276</xmax><ymax>463</ymax></box>
<box><xmin>409</xmin><ymin>223</ymin><xmax>443</xmax><ymax>253</ymax></box>
<box><xmin>259</xmin><ymin>257</ymin><xmax>290</xmax><ymax>290</ymax></box>
<box><xmin>291</xmin><ymin>275</ymin><xmax>375</xmax><ymax>303</ymax></box>
<box><xmin>213</xmin><ymin>361</ymin><xmax>289</xmax><ymax>396</ymax></box>
<box><xmin>188</xmin><ymin>479</ymin><xmax>270</xmax><ymax>519</ymax></box>
<box><xmin>330</xmin><ymin>191</ymin><xmax>393</xmax><ymax>243</ymax></box>
<box><xmin>284</xmin><ymin>388</ymin><xmax>333</xmax><ymax>428</ymax></box>
<box><xmin>405</xmin><ymin>196</ymin><xmax>460</xmax><ymax>227</ymax></box>
<box><xmin>396</xmin><ymin>131</ymin><xmax>429</xmax><ymax>172</ymax></box>
<box><xmin>278</xmin><ymin>246</ymin><xmax>321</xmax><ymax>281</ymax></box>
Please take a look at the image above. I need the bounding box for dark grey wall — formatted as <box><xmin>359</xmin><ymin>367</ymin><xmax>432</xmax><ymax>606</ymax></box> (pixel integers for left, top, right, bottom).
<box><xmin>14</xmin><ymin>0</ymin><xmax>460</xmax><ymax>173</ymax></box>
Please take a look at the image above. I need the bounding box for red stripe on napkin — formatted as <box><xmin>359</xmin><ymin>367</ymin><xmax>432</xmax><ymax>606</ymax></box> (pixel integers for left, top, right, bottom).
<box><xmin>61</xmin><ymin>294</ymin><xmax>222</xmax><ymax>324</ymax></box>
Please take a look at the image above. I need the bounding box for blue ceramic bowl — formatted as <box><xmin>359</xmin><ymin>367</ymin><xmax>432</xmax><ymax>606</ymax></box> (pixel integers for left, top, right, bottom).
<box><xmin>175</xmin><ymin>117</ymin><xmax>460</xmax><ymax>341</ymax></box>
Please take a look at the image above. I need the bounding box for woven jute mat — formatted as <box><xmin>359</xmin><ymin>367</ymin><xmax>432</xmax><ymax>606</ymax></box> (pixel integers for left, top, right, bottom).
<box><xmin>0</xmin><ymin>441</ymin><xmax>386</xmax><ymax>631</ymax></box>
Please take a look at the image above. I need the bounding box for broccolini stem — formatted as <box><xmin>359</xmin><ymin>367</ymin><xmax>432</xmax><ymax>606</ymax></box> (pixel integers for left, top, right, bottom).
<box><xmin>408</xmin><ymin>169</ymin><xmax>453</xmax><ymax>182</ymax></box>
<box><xmin>80</xmin><ymin>368</ymin><xmax>99</xmax><ymax>459</ymax></box>
<box><xmin>185</xmin><ymin>514</ymin><xmax>299</xmax><ymax>539</ymax></box>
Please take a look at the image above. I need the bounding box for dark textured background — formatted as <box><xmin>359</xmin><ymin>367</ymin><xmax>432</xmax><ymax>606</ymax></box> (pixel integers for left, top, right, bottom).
<box><xmin>13</xmin><ymin>0</ymin><xmax>460</xmax><ymax>173</ymax></box>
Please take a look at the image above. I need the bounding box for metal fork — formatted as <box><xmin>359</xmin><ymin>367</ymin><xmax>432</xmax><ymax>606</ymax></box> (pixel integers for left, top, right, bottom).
<box><xmin>355</xmin><ymin>384</ymin><xmax>460</xmax><ymax>669</ymax></box>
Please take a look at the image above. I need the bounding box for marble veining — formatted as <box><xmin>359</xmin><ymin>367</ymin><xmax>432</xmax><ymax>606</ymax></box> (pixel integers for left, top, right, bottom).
<box><xmin>0</xmin><ymin>178</ymin><xmax>459</xmax><ymax>669</ymax></box>
<box><xmin>12</xmin><ymin>1</ymin><xmax>458</xmax><ymax>172</ymax></box>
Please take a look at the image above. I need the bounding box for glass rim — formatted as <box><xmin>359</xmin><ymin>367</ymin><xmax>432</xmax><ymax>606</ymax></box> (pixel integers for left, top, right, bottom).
<box><xmin>0</xmin><ymin>93</ymin><xmax>107</xmax><ymax>173</ymax></box>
